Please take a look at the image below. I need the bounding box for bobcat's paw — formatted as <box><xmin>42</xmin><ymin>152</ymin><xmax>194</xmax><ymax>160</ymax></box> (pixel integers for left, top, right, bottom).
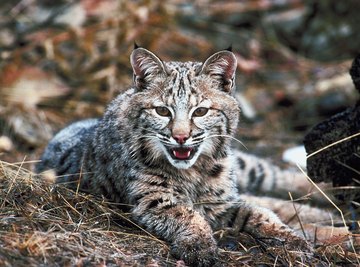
<box><xmin>171</xmin><ymin>236</ymin><xmax>219</xmax><ymax>267</ymax></box>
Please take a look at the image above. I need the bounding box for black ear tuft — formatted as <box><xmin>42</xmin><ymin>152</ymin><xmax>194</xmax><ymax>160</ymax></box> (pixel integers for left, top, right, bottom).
<box><xmin>133</xmin><ymin>42</ymin><xmax>140</xmax><ymax>49</ymax></box>
<box><xmin>225</xmin><ymin>45</ymin><xmax>233</xmax><ymax>52</ymax></box>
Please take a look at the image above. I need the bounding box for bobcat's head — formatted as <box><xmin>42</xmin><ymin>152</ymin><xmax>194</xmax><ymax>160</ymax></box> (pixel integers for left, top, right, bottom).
<box><xmin>126</xmin><ymin>47</ymin><xmax>240</xmax><ymax>169</ymax></box>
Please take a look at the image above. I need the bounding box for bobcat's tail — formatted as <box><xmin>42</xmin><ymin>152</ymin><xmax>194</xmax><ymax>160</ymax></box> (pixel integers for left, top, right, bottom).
<box><xmin>233</xmin><ymin>150</ymin><xmax>331</xmax><ymax>204</ymax></box>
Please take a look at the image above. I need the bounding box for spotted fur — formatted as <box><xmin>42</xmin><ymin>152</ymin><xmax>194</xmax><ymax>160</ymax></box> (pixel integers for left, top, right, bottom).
<box><xmin>37</xmin><ymin>48</ymin><xmax>314</xmax><ymax>266</ymax></box>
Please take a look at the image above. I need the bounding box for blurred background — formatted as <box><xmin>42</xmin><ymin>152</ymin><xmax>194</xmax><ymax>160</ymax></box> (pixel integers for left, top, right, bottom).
<box><xmin>0</xmin><ymin>0</ymin><xmax>359</xmax><ymax>168</ymax></box>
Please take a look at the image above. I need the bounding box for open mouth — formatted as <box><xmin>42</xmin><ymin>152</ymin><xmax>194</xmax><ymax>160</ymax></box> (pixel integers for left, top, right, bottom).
<box><xmin>167</xmin><ymin>146</ymin><xmax>197</xmax><ymax>160</ymax></box>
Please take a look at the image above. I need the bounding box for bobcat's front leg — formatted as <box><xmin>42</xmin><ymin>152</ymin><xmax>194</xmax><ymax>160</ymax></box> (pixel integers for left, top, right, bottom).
<box><xmin>130</xmin><ymin>185</ymin><xmax>218</xmax><ymax>266</ymax></box>
<box><xmin>233</xmin><ymin>202</ymin><xmax>312</xmax><ymax>252</ymax></box>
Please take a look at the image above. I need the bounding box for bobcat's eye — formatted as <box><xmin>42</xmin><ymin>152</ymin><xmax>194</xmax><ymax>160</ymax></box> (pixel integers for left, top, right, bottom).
<box><xmin>155</xmin><ymin>106</ymin><xmax>171</xmax><ymax>117</ymax></box>
<box><xmin>193</xmin><ymin>107</ymin><xmax>209</xmax><ymax>117</ymax></box>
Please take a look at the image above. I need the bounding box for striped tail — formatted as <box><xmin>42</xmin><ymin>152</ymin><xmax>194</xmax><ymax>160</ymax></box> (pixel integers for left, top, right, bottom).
<box><xmin>233</xmin><ymin>150</ymin><xmax>330</xmax><ymax>203</ymax></box>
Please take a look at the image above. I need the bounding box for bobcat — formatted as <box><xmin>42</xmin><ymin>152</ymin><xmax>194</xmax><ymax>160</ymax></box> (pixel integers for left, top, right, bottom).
<box><xmin>37</xmin><ymin>47</ymin><xmax>324</xmax><ymax>266</ymax></box>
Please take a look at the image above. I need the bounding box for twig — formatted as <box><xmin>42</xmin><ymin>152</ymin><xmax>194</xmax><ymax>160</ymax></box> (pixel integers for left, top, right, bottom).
<box><xmin>288</xmin><ymin>192</ymin><xmax>307</xmax><ymax>240</ymax></box>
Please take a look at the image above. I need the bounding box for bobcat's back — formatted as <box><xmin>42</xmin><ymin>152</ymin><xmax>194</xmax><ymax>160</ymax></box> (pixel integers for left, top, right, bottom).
<box><xmin>36</xmin><ymin>119</ymin><xmax>98</xmax><ymax>185</ymax></box>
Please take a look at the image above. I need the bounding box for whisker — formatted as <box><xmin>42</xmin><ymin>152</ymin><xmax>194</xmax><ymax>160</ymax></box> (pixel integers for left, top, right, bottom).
<box><xmin>138</xmin><ymin>133</ymin><xmax>173</xmax><ymax>146</ymax></box>
<box><xmin>138</xmin><ymin>127</ymin><xmax>170</xmax><ymax>140</ymax></box>
<box><xmin>204</xmin><ymin>134</ymin><xmax>248</xmax><ymax>150</ymax></box>
<box><xmin>190</xmin><ymin>140</ymin><xmax>203</xmax><ymax>146</ymax></box>
<box><xmin>158</xmin><ymin>138</ymin><xmax>171</xmax><ymax>144</ymax></box>
<box><xmin>158</xmin><ymin>139</ymin><xmax>172</xmax><ymax>146</ymax></box>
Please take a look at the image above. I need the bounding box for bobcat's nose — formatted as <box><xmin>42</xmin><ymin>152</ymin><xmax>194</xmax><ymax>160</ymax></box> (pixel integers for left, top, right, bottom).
<box><xmin>172</xmin><ymin>134</ymin><xmax>189</xmax><ymax>145</ymax></box>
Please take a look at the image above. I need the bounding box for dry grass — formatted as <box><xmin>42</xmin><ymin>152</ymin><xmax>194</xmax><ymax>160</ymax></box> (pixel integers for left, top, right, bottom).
<box><xmin>0</xmin><ymin>160</ymin><xmax>359</xmax><ymax>266</ymax></box>
<box><xmin>0</xmin><ymin>160</ymin><xmax>172</xmax><ymax>266</ymax></box>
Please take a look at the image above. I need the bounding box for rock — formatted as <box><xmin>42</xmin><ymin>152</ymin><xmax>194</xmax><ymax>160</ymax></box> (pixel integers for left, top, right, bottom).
<box><xmin>314</xmin><ymin>73</ymin><xmax>353</xmax><ymax>93</ymax></box>
<box><xmin>0</xmin><ymin>136</ymin><xmax>13</xmax><ymax>152</ymax></box>
<box><xmin>282</xmin><ymin>145</ymin><xmax>307</xmax><ymax>169</ymax></box>
<box><xmin>304</xmin><ymin>105</ymin><xmax>360</xmax><ymax>199</ymax></box>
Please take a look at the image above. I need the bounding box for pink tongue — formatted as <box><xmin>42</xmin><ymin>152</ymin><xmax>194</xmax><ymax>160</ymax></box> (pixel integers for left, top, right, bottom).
<box><xmin>173</xmin><ymin>148</ymin><xmax>192</xmax><ymax>159</ymax></box>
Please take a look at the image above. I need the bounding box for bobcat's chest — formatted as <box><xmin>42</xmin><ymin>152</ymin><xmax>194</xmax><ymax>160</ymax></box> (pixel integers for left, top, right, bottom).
<box><xmin>195</xmin><ymin>183</ymin><xmax>240</xmax><ymax>228</ymax></box>
<box><xmin>189</xmin><ymin>168</ymin><xmax>240</xmax><ymax>223</ymax></box>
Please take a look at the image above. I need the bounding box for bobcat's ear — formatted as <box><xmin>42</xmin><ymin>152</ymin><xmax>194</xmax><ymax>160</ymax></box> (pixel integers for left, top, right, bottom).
<box><xmin>130</xmin><ymin>48</ymin><xmax>167</xmax><ymax>90</ymax></box>
<box><xmin>200</xmin><ymin>50</ymin><xmax>237</xmax><ymax>93</ymax></box>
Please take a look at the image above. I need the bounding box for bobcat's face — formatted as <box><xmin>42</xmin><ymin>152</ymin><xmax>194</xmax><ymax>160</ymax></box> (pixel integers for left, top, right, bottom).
<box><xmin>129</xmin><ymin>48</ymin><xmax>240</xmax><ymax>169</ymax></box>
